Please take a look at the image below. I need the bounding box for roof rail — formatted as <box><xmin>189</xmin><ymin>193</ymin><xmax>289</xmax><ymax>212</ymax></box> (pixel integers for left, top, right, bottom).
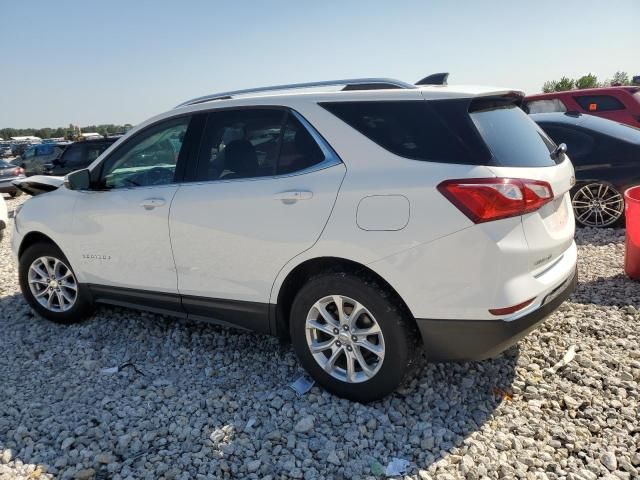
<box><xmin>175</xmin><ymin>78</ymin><xmax>416</xmax><ymax>108</ymax></box>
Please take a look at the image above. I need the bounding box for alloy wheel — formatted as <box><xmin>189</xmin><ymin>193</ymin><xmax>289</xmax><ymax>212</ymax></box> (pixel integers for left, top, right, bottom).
<box><xmin>572</xmin><ymin>183</ymin><xmax>624</xmax><ymax>227</ymax></box>
<box><xmin>27</xmin><ymin>256</ymin><xmax>78</xmax><ymax>312</ymax></box>
<box><xmin>305</xmin><ymin>294</ymin><xmax>385</xmax><ymax>383</ymax></box>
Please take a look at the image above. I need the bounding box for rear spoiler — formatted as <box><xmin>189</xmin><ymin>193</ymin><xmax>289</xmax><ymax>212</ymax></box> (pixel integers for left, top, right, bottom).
<box><xmin>13</xmin><ymin>175</ymin><xmax>64</xmax><ymax>196</ymax></box>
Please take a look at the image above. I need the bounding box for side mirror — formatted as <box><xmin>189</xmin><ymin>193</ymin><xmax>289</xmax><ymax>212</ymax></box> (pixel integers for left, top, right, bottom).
<box><xmin>64</xmin><ymin>168</ymin><xmax>91</xmax><ymax>190</ymax></box>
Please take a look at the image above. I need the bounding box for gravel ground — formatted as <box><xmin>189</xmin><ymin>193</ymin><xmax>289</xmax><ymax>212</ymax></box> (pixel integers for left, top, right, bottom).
<box><xmin>0</xmin><ymin>194</ymin><xmax>638</xmax><ymax>480</ymax></box>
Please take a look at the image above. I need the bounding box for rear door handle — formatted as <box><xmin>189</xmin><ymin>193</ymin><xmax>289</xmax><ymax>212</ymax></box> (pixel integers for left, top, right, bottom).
<box><xmin>140</xmin><ymin>198</ymin><xmax>166</xmax><ymax>210</ymax></box>
<box><xmin>273</xmin><ymin>190</ymin><xmax>313</xmax><ymax>203</ymax></box>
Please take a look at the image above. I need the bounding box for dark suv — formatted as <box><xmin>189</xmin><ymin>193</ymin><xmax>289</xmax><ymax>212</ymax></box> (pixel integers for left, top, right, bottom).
<box><xmin>44</xmin><ymin>138</ymin><xmax>117</xmax><ymax>176</ymax></box>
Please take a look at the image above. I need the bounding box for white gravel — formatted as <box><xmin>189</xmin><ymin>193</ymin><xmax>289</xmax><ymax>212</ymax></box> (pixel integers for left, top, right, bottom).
<box><xmin>0</xmin><ymin>194</ymin><xmax>638</xmax><ymax>480</ymax></box>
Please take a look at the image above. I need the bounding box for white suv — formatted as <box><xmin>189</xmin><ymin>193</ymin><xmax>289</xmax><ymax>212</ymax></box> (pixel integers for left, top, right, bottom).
<box><xmin>12</xmin><ymin>78</ymin><xmax>577</xmax><ymax>401</ymax></box>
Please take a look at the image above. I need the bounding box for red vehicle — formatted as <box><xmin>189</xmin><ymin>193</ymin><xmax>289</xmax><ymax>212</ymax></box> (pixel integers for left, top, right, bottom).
<box><xmin>524</xmin><ymin>86</ymin><xmax>640</xmax><ymax>128</ymax></box>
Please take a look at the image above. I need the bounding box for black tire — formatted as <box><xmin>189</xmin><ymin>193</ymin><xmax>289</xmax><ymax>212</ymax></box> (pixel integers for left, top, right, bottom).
<box><xmin>571</xmin><ymin>182</ymin><xmax>625</xmax><ymax>228</ymax></box>
<box><xmin>290</xmin><ymin>273</ymin><xmax>418</xmax><ymax>402</ymax></box>
<box><xmin>19</xmin><ymin>242</ymin><xmax>94</xmax><ymax>324</ymax></box>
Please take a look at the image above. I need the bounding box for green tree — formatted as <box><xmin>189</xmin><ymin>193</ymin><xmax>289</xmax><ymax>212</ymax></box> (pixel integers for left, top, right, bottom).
<box><xmin>575</xmin><ymin>73</ymin><xmax>599</xmax><ymax>89</ymax></box>
<box><xmin>542</xmin><ymin>80</ymin><xmax>558</xmax><ymax>93</ymax></box>
<box><xmin>608</xmin><ymin>71</ymin><xmax>630</xmax><ymax>86</ymax></box>
<box><xmin>555</xmin><ymin>76</ymin><xmax>575</xmax><ymax>91</ymax></box>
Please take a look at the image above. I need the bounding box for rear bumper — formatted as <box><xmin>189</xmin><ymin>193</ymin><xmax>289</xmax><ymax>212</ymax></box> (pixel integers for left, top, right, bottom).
<box><xmin>416</xmin><ymin>268</ymin><xmax>577</xmax><ymax>361</ymax></box>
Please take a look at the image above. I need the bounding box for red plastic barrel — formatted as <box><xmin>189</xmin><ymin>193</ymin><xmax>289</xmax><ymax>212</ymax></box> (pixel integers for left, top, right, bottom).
<box><xmin>624</xmin><ymin>186</ymin><xmax>640</xmax><ymax>279</ymax></box>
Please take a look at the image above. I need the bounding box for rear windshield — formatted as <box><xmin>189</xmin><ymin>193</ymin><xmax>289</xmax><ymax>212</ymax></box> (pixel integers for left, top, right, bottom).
<box><xmin>470</xmin><ymin>105</ymin><xmax>557</xmax><ymax>167</ymax></box>
<box><xmin>321</xmin><ymin>98</ymin><xmax>558</xmax><ymax>167</ymax></box>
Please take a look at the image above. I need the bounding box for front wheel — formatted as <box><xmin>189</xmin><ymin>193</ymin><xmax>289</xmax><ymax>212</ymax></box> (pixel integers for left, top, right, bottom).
<box><xmin>19</xmin><ymin>242</ymin><xmax>94</xmax><ymax>324</ymax></box>
<box><xmin>290</xmin><ymin>273</ymin><xmax>418</xmax><ymax>402</ymax></box>
<box><xmin>571</xmin><ymin>182</ymin><xmax>625</xmax><ymax>228</ymax></box>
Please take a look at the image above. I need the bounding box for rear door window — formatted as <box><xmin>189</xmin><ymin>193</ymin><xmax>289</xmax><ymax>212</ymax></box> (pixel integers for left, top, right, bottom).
<box><xmin>574</xmin><ymin>95</ymin><xmax>625</xmax><ymax>112</ymax></box>
<box><xmin>194</xmin><ymin>109</ymin><xmax>327</xmax><ymax>181</ymax></box>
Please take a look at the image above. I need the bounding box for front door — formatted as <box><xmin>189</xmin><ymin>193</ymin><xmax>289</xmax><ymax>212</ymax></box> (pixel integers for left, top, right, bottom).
<box><xmin>169</xmin><ymin>108</ymin><xmax>345</xmax><ymax>331</ymax></box>
<box><xmin>69</xmin><ymin>116</ymin><xmax>192</xmax><ymax>296</ymax></box>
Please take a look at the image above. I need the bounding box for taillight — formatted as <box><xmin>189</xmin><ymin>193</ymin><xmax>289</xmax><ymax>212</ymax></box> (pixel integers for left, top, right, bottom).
<box><xmin>437</xmin><ymin>178</ymin><xmax>554</xmax><ymax>223</ymax></box>
<box><xmin>14</xmin><ymin>167</ymin><xmax>24</xmax><ymax>176</ymax></box>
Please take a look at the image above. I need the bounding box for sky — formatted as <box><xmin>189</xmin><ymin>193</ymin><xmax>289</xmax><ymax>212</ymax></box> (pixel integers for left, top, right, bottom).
<box><xmin>0</xmin><ymin>0</ymin><xmax>637</xmax><ymax>129</ymax></box>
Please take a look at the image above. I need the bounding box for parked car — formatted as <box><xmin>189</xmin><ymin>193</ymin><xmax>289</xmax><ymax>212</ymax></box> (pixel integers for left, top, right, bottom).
<box><xmin>43</xmin><ymin>138</ymin><xmax>117</xmax><ymax>176</ymax></box>
<box><xmin>523</xmin><ymin>86</ymin><xmax>640</xmax><ymax>129</ymax></box>
<box><xmin>11</xmin><ymin>77</ymin><xmax>577</xmax><ymax>401</ymax></box>
<box><xmin>18</xmin><ymin>143</ymin><xmax>68</xmax><ymax>176</ymax></box>
<box><xmin>0</xmin><ymin>160</ymin><xmax>25</xmax><ymax>197</ymax></box>
<box><xmin>0</xmin><ymin>143</ymin><xmax>13</xmax><ymax>158</ymax></box>
<box><xmin>0</xmin><ymin>194</ymin><xmax>7</xmax><ymax>241</ymax></box>
<box><xmin>532</xmin><ymin>112</ymin><xmax>640</xmax><ymax>228</ymax></box>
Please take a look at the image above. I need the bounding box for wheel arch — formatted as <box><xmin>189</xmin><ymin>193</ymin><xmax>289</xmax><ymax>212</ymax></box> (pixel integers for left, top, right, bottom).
<box><xmin>18</xmin><ymin>231</ymin><xmax>60</xmax><ymax>259</ymax></box>
<box><xmin>272</xmin><ymin>256</ymin><xmax>416</xmax><ymax>342</ymax></box>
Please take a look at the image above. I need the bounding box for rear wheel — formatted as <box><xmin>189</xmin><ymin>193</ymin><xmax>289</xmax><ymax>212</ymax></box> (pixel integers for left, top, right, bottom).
<box><xmin>572</xmin><ymin>182</ymin><xmax>624</xmax><ymax>228</ymax></box>
<box><xmin>290</xmin><ymin>273</ymin><xmax>418</xmax><ymax>402</ymax></box>
<box><xmin>19</xmin><ymin>242</ymin><xmax>94</xmax><ymax>324</ymax></box>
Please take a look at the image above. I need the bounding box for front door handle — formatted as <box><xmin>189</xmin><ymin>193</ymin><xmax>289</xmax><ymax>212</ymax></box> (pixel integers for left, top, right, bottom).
<box><xmin>140</xmin><ymin>198</ymin><xmax>166</xmax><ymax>210</ymax></box>
<box><xmin>273</xmin><ymin>190</ymin><xmax>313</xmax><ymax>203</ymax></box>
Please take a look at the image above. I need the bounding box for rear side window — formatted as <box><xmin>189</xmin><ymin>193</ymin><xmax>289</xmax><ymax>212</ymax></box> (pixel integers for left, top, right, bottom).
<box><xmin>470</xmin><ymin>105</ymin><xmax>558</xmax><ymax>167</ymax></box>
<box><xmin>525</xmin><ymin>99</ymin><xmax>567</xmax><ymax>114</ymax></box>
<box><xmin>321</xmin><ymin>100</ymin><xmax>490</xmax><ymax>165</ymax></box>
<box><xmin>574</xmin><ymin>95</ymin><xmax>625</xmax><ymax>112</ymax></box>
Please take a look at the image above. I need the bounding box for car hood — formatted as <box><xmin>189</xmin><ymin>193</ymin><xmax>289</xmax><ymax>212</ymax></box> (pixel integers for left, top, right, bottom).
<box><xmin>13</xmin><ymin>175</ymin><xmax>65</xmax><ymax>196</ymax></box>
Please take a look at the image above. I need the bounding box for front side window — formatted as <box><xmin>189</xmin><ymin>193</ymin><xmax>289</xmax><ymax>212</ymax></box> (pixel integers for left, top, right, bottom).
<box><xmin>100</xmin><ymin>117</ymin><xmax>189</xmax><ymax>189</ymax></box>
<box><xmin>195</xmin><ymin>109</ymin><xmax>325</xmax><ymax>181</ymax></box>
<box><xmin>574</xmin><ymin>95</ymin><xmax>625</xmax><ymax>112</ymax></box>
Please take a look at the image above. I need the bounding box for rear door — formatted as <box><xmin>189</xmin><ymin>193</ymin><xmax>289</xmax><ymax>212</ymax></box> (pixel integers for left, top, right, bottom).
<box><xmin>470</xmin><ymin>101</ymin><xmax>575</xmax><ymax>272</ymax></box>
<box><xmin>169</xmin><ymin>108</ymin><xmax>345</xmax><ymax>331</ymax></box>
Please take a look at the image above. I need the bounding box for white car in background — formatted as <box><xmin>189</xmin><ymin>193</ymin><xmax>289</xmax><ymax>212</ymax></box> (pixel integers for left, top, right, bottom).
<box><xmin>11</xmin><ymin>77</ymin><xmax>577</xmax><ymax>401</ymax></box>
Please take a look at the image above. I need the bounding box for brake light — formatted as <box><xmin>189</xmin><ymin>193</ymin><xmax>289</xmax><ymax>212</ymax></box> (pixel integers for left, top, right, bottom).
<box><xmin>437</xmin><ymin>178</ymin><xmax>554</xmax><ymax>223</ymax></box>
<box><xmin>13</xmin><ymin>167</ymin><xmax>24</xmax><ymax>176</ymax></box>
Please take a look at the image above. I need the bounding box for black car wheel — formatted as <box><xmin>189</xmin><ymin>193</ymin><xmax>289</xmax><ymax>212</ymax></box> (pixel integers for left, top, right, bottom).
<box><xmin>572</xmin><ymin>182</ymin><xmax>625</xmax><ymax>228</ymax></box>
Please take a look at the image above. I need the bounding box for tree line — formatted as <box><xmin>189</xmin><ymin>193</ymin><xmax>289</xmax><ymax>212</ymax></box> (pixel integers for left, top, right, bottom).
<box><xmin>0</xmin><ymin>124</ymin><xmax>133</xmax><ymax>141</ymax></box>
<box><xmin>542</xmin><ymin>71</ymin><xmax>634</xmax><ymax>93</ymax></box>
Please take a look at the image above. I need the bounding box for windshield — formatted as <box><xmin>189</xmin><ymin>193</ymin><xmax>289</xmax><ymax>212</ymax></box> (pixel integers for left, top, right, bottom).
<box><xmin>471</xmin><ymin>105</ymin><xmax>558</xmax><ymax>167</ymax></box>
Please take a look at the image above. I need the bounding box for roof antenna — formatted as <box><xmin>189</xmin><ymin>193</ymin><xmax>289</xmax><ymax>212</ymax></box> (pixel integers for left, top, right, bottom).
<box><xmin>416</xmin><ymin>73</ymin><xmax>449</xmax><ymax>86</ymax></box>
